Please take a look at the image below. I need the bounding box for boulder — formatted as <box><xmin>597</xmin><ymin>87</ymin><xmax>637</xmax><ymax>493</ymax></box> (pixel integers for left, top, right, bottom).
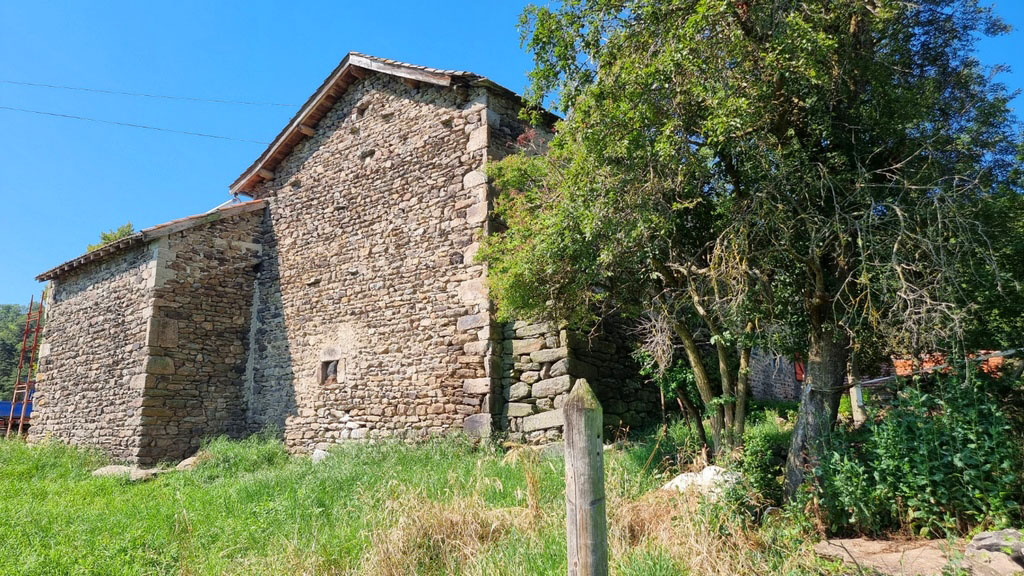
<box><xmin>175</xmin><ymin>454</ymin><xmax>205</xmax><ymax>471</ymax></box>
<box><xmin>967</xmin><ymin>530</ymin><xmax>1024</xmax><ymax>575</ymax></box>
<box><xmin>92</xmin><ymin>465</ymin><xmax>131</xmax><ymax>478</ymax></box>
<box><xmin>661</xmin><ymin>465</ymin><xmax>740</xmax><ymax>498</ymax></box>
<box><xmin>93</xmin><ymin>464</ymin><xmax>168</xmax><ymax>482</ymax></box>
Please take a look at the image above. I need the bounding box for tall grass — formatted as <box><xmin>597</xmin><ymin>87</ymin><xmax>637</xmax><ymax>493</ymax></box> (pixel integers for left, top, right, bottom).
<box><xmin>0</xmin><ymin>431</ymin><xmax>835</xmax><ymax>575</ymax></box>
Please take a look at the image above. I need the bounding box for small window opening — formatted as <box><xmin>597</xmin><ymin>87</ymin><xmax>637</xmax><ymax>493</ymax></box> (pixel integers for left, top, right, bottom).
<box><xmin>321</xmin><ymin>360</ymin><xmax>343</xmax><ymax>385</ymax></box>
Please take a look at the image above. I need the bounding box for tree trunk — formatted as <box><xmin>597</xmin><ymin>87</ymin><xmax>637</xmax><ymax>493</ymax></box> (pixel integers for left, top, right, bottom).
<box><xmin>734</xmin><ymin>344</ymin><xmax>752</xmax><ymax>445</ymax></box>
<box><xmin>847</xmin><ymin>355</ymin><xmax>867</xmax><ymax>426</ymax></box>
<box><xmin>672</xmin><ymin>321</ymin><xmax>725</xmax><ymax>453</ymax></box>
<box><xmin>677</xmin><ymin>396</ymin><xmax>710</xmax><ymax>453</ymax></box>
<box><xmin>714</xmin><ymin>342</ymin><xmax>736</xmax><ymax>448</ymax></box>
<box><xmin>784</xmin><ymin>329</ymin><xmax>850</xmax><ymax>499</ymax></box>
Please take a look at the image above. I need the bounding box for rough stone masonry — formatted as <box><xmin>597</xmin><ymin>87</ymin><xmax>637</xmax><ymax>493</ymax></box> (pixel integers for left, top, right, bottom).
<box><xmin>30</xmin><ymin>53</ymin><xmax>661</xmax><ymax>462</ymax></box>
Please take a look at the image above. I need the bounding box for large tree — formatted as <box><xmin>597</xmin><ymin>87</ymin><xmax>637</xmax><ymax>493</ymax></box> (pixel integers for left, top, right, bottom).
<box><xmin>484</xmin><ymin>0</ymin><xmax>1020</xmax><ymax>494</ymax></box>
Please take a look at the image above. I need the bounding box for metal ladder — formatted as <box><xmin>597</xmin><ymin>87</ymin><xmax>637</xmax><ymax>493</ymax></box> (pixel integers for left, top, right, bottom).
<box><xmin>6</xmin><ymin>295</ymin><xmax>43</xmax><ymax>437</ymax></box>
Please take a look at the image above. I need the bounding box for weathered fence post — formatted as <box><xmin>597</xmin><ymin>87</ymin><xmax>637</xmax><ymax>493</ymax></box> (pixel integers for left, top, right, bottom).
<box><xmin>563</xmin><ymin>378</ymin><xmax>608</xmax><ymax>576</ymax></box>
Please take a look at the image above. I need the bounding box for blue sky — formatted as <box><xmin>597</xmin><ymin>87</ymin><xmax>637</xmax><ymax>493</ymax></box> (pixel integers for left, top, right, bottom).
<box><xmin>0</xmin><ymin>1</ymin><xmax>1021</xmax><ymax>305</ymax></box>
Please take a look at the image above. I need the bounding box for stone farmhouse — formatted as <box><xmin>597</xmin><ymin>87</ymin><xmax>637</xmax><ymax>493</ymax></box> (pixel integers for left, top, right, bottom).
<box><xmin>30</xmin><ymin>53</ymin><xmax>660</xmax><ymax>464</ymax></box>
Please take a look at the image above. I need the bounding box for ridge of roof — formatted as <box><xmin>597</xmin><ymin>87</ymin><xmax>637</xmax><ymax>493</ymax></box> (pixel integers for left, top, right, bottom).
<box><xmin>36</xmin><ymin>200</ymin><xmax>266</xmax><ymax>282</ymax></box>
<box><xmin>228</xmin><ymin>51</ymin><xmax>540</xmax><ymax>195</ymax></box>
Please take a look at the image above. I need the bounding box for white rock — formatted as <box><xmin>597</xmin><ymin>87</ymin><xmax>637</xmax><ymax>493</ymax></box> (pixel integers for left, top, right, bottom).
<box><xmin>661</xmin><ymin>465</ymin><xmax>741</xmax><ymax>498</ymax></box>
<box><xmin>311</xmin><ymin>449</ymin><xmax>329</xmax><ymax>464</ymax></box>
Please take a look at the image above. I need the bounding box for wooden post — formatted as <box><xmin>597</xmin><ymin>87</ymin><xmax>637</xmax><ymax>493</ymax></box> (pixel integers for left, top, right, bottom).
<box><xmin>563</xmin><ymin>379</ymin><xmax>608</xmax><ymax>576</ymax></box>
<box><xmin>847</xmin><ymin>357</ymin><xmax>867</xmax><ymax>426</ymax></box>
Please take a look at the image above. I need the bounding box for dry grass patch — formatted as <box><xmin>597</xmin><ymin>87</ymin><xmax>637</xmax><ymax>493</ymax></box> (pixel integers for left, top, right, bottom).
<box><xmin>362</xmin><ymin>492</ymin><xmax>537</xmax><ymax>576</ymax></box>
<box><xmin>611</xmin><ymin>488</ymin><xmax>828</xmax><ymax>575</ymax></box>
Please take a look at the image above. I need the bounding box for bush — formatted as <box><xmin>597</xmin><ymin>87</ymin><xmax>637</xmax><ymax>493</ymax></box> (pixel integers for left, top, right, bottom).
<box><xmin>817</xmin><ymin>373</ymin><xmax>1024</xmax><ymax>537</ymax></box>
<box><xmin>741</xmin><ymin>411</ymin><xmax>792</xmax><ymax>506</ymax></box>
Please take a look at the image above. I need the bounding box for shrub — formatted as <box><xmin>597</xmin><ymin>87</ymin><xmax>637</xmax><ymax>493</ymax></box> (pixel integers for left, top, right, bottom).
<box><xmin>817</xmin><ymin>373</ymin><xmax>1023</xmax><ymax>537</ymax></box>
<box><xmin>740</xmin><ymin>411</ymin><xmax>792</xmax><ymax>506</ymax></box>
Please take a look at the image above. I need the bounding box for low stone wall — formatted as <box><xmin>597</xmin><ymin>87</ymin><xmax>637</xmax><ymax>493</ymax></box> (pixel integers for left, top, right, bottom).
<box><xmin>499</xmin><ymin>320</ymin><xmax>659</xmax><ymax>443</ymax></box>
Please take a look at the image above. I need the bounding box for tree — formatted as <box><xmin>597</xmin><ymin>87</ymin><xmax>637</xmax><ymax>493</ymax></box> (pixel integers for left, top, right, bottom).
<box><xmin>484</xmin><ymin>0</ymin><xmax>1021</xmax><ymax>495</ymax></box>
<box><xmin>87</xmin><ymin>222</ymin><xmax>135</xmax><ymax>252</ymax></box>
<box><xmin>0</xmin><ymin>305</ymin><xmax>27</xmax><ymax>398</ymax></box>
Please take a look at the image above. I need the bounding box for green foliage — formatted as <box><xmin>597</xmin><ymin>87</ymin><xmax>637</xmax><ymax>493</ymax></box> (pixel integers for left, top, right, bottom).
<box><xmin>614</xmin><ymin>549</ymin><xmax>686</xmax><ymax>576</ymax></box>
<box><xmin>494</xmin><ymin>0</ymin><xmax>1023</xmax><ymax>490</ymax></box>
<box><xmin>189</xmin><ymin>430</ymin><xmax>290</xmax><ymax>483</ymax></box>
<box><xmin>817</xmin><ymin>374</ymin><xmax>1024</xmax><ymax>537</ymax></box>
<box><xmin>87</xmin><ymin>222</ymin><xmax>135</xmax><ymax>252</ymax></box>
<box><xmin>961</xmin><ymin>187</ymin><xmax>1024</xmax><ymax>350</ymax></box>
<box><xmin>741</xmin><ymin>411</ymin><xmax>793</xmax><ymax>506</ymax></box>
<box><xmin>0</xmin><ymin>304</ymin><xmax>27</xmax><ymax>398</ymax></box>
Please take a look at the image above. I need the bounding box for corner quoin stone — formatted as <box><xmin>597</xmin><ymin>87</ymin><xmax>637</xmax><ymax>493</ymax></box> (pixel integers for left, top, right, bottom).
<box><xmin>463</xmin><ymin>377</ymin><xmax>492</xmax><ymax>395</ymax></box>
<box><xmin>464</xmin><ymin>413</ymin><xmax>492</xmax><ymax>438</ymax></box>
<box><xmin>532</xmin><ymin>375</ymin><xmax>572</xmax><ymax>398</ymax></box>
<box><xmin>457</xmin><ymin>312</ymin><xmax>490</xmax><ymax>331</ymax></box>
<box><xmin>523</xmin><ymin>408</ymin><xmax>564</xmax><ymax>432</ymax></box>
<box><xmin>144</xmin><ymin>356</ymin><xmax>175</xmax><ymax>375</ymax></box>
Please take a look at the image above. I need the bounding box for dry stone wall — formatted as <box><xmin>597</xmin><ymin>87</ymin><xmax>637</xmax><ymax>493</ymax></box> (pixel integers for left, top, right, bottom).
<box><xmin>137</xmin><ymin>210</ymin><xmax>263</xmax><ymax>463</ymax></box>
<box><xmin>500</xmin><ymin>320</ymin><xmax>660</xmax><ymax>443</ymax></box>
<box><xmin>30</xmin><ymin>245</ymin><xmax>155</xmax><ymax>460</ymax></box>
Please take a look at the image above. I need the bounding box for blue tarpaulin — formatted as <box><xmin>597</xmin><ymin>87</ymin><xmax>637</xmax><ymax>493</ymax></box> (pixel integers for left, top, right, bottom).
<box><xmin>0</xmin><ymin>401</ymin><xmax>32</xmax><ymax>419</ymax></box>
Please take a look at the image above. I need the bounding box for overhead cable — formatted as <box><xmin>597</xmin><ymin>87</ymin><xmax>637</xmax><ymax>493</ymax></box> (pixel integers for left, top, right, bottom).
<box><xmin>0</xmin><ymin>79</ymin><xmax>297</xmax><ymax>107</ymax></box>
<box><xmin>0</xmin><ymin>105</ymin><xmax>269</xmax><ymax>144</ymax></box>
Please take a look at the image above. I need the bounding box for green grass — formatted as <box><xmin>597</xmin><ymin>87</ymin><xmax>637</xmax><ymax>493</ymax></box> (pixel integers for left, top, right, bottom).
<box><xmin>0</xmin><ymin>430</ymin><xmax>833</xmax><ymax>575</ymax></box>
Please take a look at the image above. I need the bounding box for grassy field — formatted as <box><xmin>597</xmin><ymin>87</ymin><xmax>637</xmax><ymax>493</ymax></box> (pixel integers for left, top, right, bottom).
<box><xmin>0</xmin><ymin>432</ymin><xmax>836</xmax><ymax>575</ymax></box>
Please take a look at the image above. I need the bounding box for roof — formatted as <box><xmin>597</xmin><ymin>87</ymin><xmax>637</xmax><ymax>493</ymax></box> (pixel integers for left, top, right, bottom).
<box><xmin>37</xmin><ymin>200</ymin><xmax>266</xmax><ymax>282</ymax></box>
<box><xmin>229</xmin><ymin>52</ymin><xmax>547</xmax><ymax>195</ymax></box>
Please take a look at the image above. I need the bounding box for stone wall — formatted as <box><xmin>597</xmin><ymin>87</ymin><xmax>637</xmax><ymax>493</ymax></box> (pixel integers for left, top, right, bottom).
<box><xmin>499</xmin><ymin>320</ymin><xmax>660</xmax><ymax>443</ymax></box>
<box><xmin>31</xmin><ymin>65</ymin><xmax>655</xmax><ymax>459</ymax></box>
<box><xmin>569</xmin><ymin>322</ymin><xmax>660</xmax><ymax>431</ymax></box>
<box><xmin>246</xmin><ymin>73</ymin><xmax>500</xmax><ymax>450</ymax></box>
<box><xmin>137</xmin><ymin>210</ymin><xmax>264</xmax><ymax>463</ymax></box>
<box><xmin>749</xmin><ymin>348</ymin><xmax>800</xmax><ymax>401</ymax></box>
<box><xmin>30</xmin><ymin>245</ymin><xmax>155</xmax><ymax>460</ymax></box>
<box><xmin>31</xmin><ymin>205</ymin><xmax>265</xmax><ymax>464</ymax></box>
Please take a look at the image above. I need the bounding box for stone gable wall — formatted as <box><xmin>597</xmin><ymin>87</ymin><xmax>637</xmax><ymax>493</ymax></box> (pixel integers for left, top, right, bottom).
<box><xmin>30</xmin><ymin>245</ymin><xmax>156</xmax><ymax>460</ymax></box>
<box><xmin>137</xmin><ymin>211</ymin><xmax>264</xmax><ymax>463</ymax></box>
<box><xmin>246</xmin><ymin>73</ymin><xmax>495</xmax><ymax>450</ymax></box>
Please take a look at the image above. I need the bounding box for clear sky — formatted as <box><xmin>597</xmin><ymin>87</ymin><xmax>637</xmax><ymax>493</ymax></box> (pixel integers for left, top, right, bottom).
<box><xmin>0</xmin><ymin>1</ymin><xmax>1021</xmax><ymax>305</ymax></box>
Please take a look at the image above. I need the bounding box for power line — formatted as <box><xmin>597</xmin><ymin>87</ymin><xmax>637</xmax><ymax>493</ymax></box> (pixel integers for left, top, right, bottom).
<box><xmin>0</xmin><ymin>79</ymin><xmax>298</xmax><ymax>108</ymax></box>
<box><xmin>0</xmin><ymin>105</ymin><xmax>270</xmax><ymax>144</ymax></box>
